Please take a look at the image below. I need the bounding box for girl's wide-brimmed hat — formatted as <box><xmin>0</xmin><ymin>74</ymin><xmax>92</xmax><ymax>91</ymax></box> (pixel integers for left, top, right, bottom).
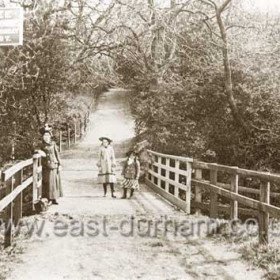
<box><xmin>99</xmin><ymin>136</ymin><xmax>113</xmax><ymax>143</ymax></box>
<box><xmin>126</xmin><ymin>150</ymin><xmax>138</xmax><ymax>157</ymax></box>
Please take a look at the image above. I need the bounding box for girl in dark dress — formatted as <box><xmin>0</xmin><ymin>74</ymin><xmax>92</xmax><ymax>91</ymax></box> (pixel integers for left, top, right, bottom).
<box><xmin>121</xmin><ymin>151</ymin><xmax>140</xmax><ymax>199</ymax></box>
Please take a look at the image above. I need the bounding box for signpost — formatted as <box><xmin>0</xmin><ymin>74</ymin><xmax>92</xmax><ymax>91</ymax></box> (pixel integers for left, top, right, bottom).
<box><xmin>0</xmin><ymin>7</ymin><xmax>24</xmax><ymax>160</ymax></box>
<box><xmin>0</xmin><ymin>7</ymin><xmax>23</xmax><ymax>46</ymax></box>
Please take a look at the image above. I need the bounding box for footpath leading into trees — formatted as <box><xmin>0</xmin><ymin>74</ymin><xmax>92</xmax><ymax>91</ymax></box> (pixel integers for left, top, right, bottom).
<box><xmin>4</xmin><ymin>89</ymin><xmax>264</xmax><ymax>280</ymax></box>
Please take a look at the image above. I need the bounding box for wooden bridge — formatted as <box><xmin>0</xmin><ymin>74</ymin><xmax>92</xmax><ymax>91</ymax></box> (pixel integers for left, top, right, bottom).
<box><xmin>0</xmin><ymin>89</ymin><xmax>276</xmax><ymax>280</ymax></box>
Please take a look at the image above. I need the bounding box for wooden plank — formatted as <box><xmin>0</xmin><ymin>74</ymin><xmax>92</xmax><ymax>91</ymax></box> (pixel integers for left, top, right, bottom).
<box><xmin>259</xmin><ymin>181</ymin><xmax>270</xmax><ymax>244</ymax></box>
<box><xmin>174</xmin><ymin>160</ymin><xmax>180</xmax><ymax>198</ymax></box>
<box><xmin>148</xmin><ymin>150</ymin><xmax>193</xmax><ymax>163</ymax></box>
<box><xmin>33</xmin><ymin>153</ymin><xmax>41</xmax><ymax>159</ymax></box>
<box><xmin>59</xmin><ymin>130</ymin><xmax>62</xmax><ymax>152</ymax></box>
<box><xmin>4</xmin><ymin>177</ymin><xmax>13</xmax><ymax>248</ymax></box>
<box><xmin>80</xmin><ymin>120</ymin><xmax>84</xmax><ymax>138</ymax></box>
<box><xmin>230</xmin><ymin>170</ymin><xmax>239</xmax><ymax>220</ymax></box>
<box><xmin>145</xmin><ymin>178</ymin><xmax>187</xmax><ymax>212</ymax></box>
<box><xmin>0</xmin><ymin>176</ymin><xmax>33</xmax><ymax>212</ymax></box>
<box><xmin>210</xmin><ymin>168</ymin><xmax>218</xmax><ymax>218</ymax></box>
<box><xmin>2</xmin><ymin>158</ymin><xmax>32</xmax><ymax>181</ymax></box>
<box><xmin>194</xmin><ymin>169</ymin><xmax>202</xmax><ymax>215</ymax></box>
<box><xmin>192</xmin><ymin>179</ymin><xmax>280</xmax><ymax>218</ymax></box>
<box><xmin>33</xmin><ymin>156</ymin><xmax>38</xmax><ymax>208</ymax></box>
<box><xmin>67</xmin><ymin>126</ymin><xmax>71</xmax><ymax>149</ymax></box>
<box><xmin>74</xmin><ymin>121</ymin><xmax>77</xmax><ymax>144</ymax></box>
<box><xmin>193</xmin><ymin>161</ymin><xmax>238</xmax><ymax>174</ymax></box>
<box><xmin>186</xmin><ymin>161</ymin><xmax>192</xmax><ymax>214</ymax></box>
<box><xmin>13</xmin><ymin>170</ymin><xmax>23</xmax><ymax>226</ymax></box>
<box><xmin>37</xmin><ymin>166</ymin><xmax>42</xmax><ymax>174</ymax></box>
<box><xmin>214</xmin><ymin>181</ymin><xmax>280</xmax><ymax>198</ymax></box>
<box><xmin>193</xmin><ymin>160</ymin><xmax>280</xmax><ymax>184</ymax></box>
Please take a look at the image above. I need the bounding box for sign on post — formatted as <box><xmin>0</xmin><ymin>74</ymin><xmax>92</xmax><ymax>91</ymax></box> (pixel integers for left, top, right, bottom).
<box><xmin>0</xmin><ymin>8</ymin><xmax>23</xmax><ymax>46</ymax></box>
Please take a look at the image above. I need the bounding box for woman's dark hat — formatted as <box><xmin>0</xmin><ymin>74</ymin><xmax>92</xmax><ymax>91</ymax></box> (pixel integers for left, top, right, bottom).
<box><xmin>39</xmin><ymin>123</ymin><xmax>53</xmax><ymax>136</ymax></box>
<box><xmin>99</xmin><ymin>136</ymin><xmax>113</xmax><ymax>143</ymax></box>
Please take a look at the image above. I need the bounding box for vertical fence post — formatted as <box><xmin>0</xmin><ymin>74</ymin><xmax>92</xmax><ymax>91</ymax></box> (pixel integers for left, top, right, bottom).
<box><xmin>67</xmin><ymin>124</ymin><xmax>71</xmax><ymax>149</ymax></box>
<box><xmin>156</xmin><ymin>156</ymin><xmax>161</xmax><ymax>188</ymax></box>
<box><xmin>194</xmin><ymin>169</ymin><xmax>202</xmax><ymax>215</ymax></box>
<box><xmin>3</xmin><ymin>175</ymin><xmax>13</xmax><ymax>248</ymax></box>
<box><xmin>174</xmin><ymin>160</ymin><xmax>180</xmax><ymax>198</ymax></box>
<box><xmin>14</xmin><ymin>170</ymin><xmax>23</xmax><ymax>226</ymax></box>
<box><xmin>74</xmin><ymin>121</ymin><xmax>77</xmax><ymax>144</ymax></box>
<box><xmin>38</xmin><ymin>157</ymin><xmax>42</xmax><ymax>198</ymax></box>
<box><xmin>165</xmin><ymin>158</ymin><xmax>170</xmax><ymax>193</ymax></box>
<box><xmin>32</xmin><ymin>155</ymin><xmax>39</xmax><ymax>211</ymax></box>
<box><xmin>209</xmin><ymin>167</ymin><xmax>218</xmax><ymax>218</ymax></box>
<box><xmin>59</xmin><ymin>130</ymin><xmax>62</xmax><ymax>152</ymax></box>
<box><xmin>80</xmin><ymin>119</ymin><xmax>83</xmax><ymax>139</ymax></box>
<box><xmin>259</xmin><ymin>180</ymin><xmax>270</xmax><ymax>244</ymax></box>
<box><xmin>84</xmin><ymin>114</ymin><xmax>87</xmax><ymax>132</ymax></box>
<box><xmin>230</xmin><ymin>168</ymin><xmax>239</xmax><ymax>220</ymax></box>
<box><xmin>185</xmin><ymin>161</ymin><xmax>192</xmax><ymax>214</ymax></box>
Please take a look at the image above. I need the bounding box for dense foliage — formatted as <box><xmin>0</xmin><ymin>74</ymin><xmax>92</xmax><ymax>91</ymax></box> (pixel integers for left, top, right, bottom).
<box><xmin>109</xmin><ymin>0</ymin><xmax>280</xmax><ymax>171</ymax></box>
<box><xmin>1</xmin><ymin>0</ymin><xmax>280</xmax><ymax>173</ymax></box>
<box><xmin>0</xmin><ymin>0</ymin><xmax>110</xmax><ymax>165</ymax></box>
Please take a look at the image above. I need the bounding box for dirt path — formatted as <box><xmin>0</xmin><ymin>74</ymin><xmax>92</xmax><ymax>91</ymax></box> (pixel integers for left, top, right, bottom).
<box><xmin>5</xmin><ymin>89</ymin><xmax>264</xmax><ymax>280</ymax></box>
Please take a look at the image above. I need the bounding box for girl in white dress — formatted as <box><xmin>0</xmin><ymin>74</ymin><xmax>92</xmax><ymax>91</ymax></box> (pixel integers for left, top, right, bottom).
<box><xmin>97</xmin><ymin>137</ymin><xmax>117</xmax><ymax>198</ymax></box>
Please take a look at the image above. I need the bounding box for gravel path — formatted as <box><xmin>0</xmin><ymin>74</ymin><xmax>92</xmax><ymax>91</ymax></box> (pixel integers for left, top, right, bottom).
<box><xmin>5</xmin><ymin>89</ymin><xmax>264</xmax><ymax>280</ymax></box>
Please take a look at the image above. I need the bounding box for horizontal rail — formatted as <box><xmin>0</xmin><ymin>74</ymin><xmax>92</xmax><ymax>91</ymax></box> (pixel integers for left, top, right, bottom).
<box><xmin>192</xmin><ymin>179</ymin><xmax>280</xmax><ymax>218</ymax></box>
<box><xmin>147</xmin><ymin>150</ymin><xmax>193</xmax><ymax>163</ymax></box>
<box><xmin>2</xmin><ymin>158</ymin><xmax>33</xmax><ymax>181</ymax></box>
<box><xmin>0</xmin><ymin>176</ymin><xmax>33</xmax><ymax>212</ymax></box>
<box><xmin>216</xmin><ymin>181</ymin><xmax>280</xmax><ymax>198</ymax></box>
<box><xmin>193</xmin><ymin>161</ymin><xmax>280</xmax><ymax>183</ymax></box>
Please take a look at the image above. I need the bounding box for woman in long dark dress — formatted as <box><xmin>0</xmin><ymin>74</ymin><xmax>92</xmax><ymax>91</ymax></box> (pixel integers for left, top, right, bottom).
<box><xmin>40</xmin><ymin>127</ymin><xmax>63</xmax><ymax>204</ymax></box>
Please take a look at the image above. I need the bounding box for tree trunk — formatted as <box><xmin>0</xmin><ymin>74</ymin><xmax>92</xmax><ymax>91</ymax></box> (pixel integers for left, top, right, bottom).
<box><xmin>216</xmin><ymin>0</ymin><xmax>249</xmax><ymax>132</ymax></box>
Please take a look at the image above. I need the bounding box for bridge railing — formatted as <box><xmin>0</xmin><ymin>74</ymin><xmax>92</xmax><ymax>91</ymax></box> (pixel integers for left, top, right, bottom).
<box><xmin>145</xmin><ymin>150</ymin><xmax>193</xmax><ymax>213</ymax></box>
<box><xmin>146</xmin><ymin>150</ymin><xmax>280</xmax><ymax>244</ymax></box>
<box><xmin>0</xmin><ymin>154</ymin><xmax>42</xmax><ymax>248</ymax></box>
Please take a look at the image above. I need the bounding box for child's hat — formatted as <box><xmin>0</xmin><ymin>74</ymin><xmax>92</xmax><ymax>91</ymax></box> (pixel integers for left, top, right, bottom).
<box><xmin>99</xmin><ymin>136</ymin><xmax>113</xmax><ymax>143</ymax></box>
<box><xmin>126</xmin><ymin>150</ymin><xmax>137</xmax><ymax>157</ymax></box>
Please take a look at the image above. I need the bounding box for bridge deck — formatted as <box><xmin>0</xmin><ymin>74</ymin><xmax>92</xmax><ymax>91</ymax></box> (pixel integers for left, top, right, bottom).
<box><xmin>5</xmin><ymin>90</ymin><xmax>263</xmax><ymax>280</ymax></box>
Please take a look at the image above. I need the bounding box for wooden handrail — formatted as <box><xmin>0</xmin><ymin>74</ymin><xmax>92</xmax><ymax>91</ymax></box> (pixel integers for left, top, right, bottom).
<box><xmin>146</xmin><ymin>149</ymin><xmax>280</xmax><ymax>244</ymax></box>
<box><xmin>146</xmin><ymin>149</ymin><xmax>192</xmax><ymax>214</ymax></box>
<box><xmin>0</xmin><ymin>176</ymin><xmax>33</xmax><ymax>212</ymax></box>
<box><xmin>192</xmin><ymin>179</ymin><xmax>280</xmax><ymax>218</ymax></box>
<box><xmin>194</xmin><ymin>160</ymin><xmax>280</xmax><ymax>183</ymax></box>
<box><xmin>0</xmin><ymin>153</ymin><xmax>42</xmax><ymax>248</ymax></box>
<box><xmin>147</xmin><ymin>149</ymin><xmax>193</xmax><ymax>162</ymax></box>
<box><xmin>2</xmin><ymin>159</ymin><xmax>32</xmax><ymax>181</ymax></box>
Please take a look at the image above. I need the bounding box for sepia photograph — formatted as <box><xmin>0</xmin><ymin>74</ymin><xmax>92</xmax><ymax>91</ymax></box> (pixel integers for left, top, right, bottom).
<box><xmin>0</xmin><ymin>0</ymin><xmax>280</xmax><ymax>279</ymax></box>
